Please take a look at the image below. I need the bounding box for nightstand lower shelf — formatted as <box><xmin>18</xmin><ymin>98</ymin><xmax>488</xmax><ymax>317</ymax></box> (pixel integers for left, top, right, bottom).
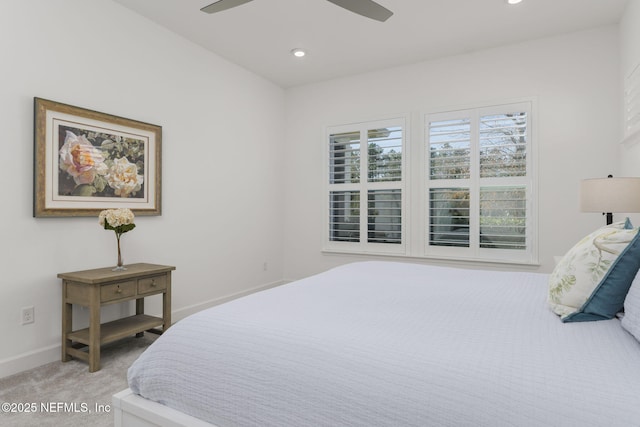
<box><xmin>67</xmin><ymin>314</ymin><xmax>164</xmax><ymax>346</ymax></box>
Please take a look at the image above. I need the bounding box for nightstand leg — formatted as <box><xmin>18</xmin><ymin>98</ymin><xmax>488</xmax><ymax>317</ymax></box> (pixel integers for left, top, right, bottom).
<box><xmin>163</xmin><ymin>279</ymin><xmax>172</xmax><ymax>332</ymax></box>
<box><xmin>61</xmin><ymin>282</ymin><xmax>72</xmax><ymax>362</ymax></box>
<box><xmin>88</xmin><ymin>286</ymin><xmax>101</xmax><ymax>372</ymax></box>
<box><xmin>135</xmin><ymin>298</ymin><xmax>144</xmax><ymax>338</ymax></box>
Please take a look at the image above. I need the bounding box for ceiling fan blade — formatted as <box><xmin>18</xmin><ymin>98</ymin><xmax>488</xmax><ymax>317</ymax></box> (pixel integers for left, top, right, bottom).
<box><xmin>200</xmin><ymin>0</ymin><xmax>254</xmax><ymax>14</ymax></box>
<box><xmin>325</xmin><ymin>0</ymin><xmax>393</xmax><ymax>22</ymax></box>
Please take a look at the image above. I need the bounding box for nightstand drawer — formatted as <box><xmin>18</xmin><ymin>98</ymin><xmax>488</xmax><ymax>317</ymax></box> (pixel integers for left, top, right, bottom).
<box><xmin>138</xmin><ymin>275</ymin><xmax>167</xmax><ymax>294</ymax></box>
<box><xmin>101</xmin><ymin>281</ymin><xmax>136</xmax><ymax>302</ymax></box>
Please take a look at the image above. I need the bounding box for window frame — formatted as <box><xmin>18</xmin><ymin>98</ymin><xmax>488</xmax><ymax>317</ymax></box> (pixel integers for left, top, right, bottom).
<box><xmin>322</xmin><ymin>99</ymin><xmax>538</xmax><ymax>266</ymax></box>
<box><xmin>324</xmin><ymin>116</ymin><xmax>409</xmax><ymax>256</ymax></box>
<box><xmin>424</xmin><ymin>101</ymin><xmax>537</xmax><ymax>264</ymax></box>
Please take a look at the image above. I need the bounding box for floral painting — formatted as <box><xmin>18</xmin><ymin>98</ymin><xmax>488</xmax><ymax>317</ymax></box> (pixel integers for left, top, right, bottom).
<box><xmin>34</xmin><ymin>98</ymin><xmax>161</xmax><ymax>217</ymax></box>
<box><xmin>57</xmin><ymin>125</ymin><xmax>145</xmax><ymax>199</ymax></box>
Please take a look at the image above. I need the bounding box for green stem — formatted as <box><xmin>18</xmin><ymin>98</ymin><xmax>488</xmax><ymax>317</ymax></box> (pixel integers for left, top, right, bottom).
<box><xmin>116</xmin><ymin>232</ymin><xmax>123</xmax><ymax>267</ymax></box>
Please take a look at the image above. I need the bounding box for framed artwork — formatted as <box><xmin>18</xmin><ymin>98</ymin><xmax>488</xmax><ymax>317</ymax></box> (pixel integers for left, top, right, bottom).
<box><xmin>33</xmin><ymin>98</ymin><xmax>162</xmax><ymax>217</ymax></box>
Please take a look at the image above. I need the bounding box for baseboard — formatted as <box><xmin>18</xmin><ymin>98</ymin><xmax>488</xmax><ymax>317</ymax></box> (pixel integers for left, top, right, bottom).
<box><xmin>0</xmin><ymin>344</ymin><xmax>60</xmax><ymax>379</ymax></box>
<box><xmin>172</xmin><ymin>279</ymin><xmax>286</xmax><ymax>322</ymax></box>
<box><xmin>0</xmin><ymin>279</ymin><xmax>286</xmax><ymax>379</ymax></box>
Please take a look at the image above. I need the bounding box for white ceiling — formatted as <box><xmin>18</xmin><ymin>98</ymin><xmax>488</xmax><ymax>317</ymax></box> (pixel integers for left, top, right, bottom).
<box><xmin>112</xmin><ymin>0</ymin><xmax>629</xmax><ymax>88</ymax></box>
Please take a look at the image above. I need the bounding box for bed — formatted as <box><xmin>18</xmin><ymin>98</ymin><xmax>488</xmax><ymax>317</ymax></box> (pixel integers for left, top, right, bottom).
<box><xmin>113</xmin><ymin>261</ymin><xmax>640</xmax><ymax>427</ymax></box>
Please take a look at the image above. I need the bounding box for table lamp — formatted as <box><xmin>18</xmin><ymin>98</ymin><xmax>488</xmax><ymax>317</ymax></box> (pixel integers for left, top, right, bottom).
<box><xmin>580</xmin><ymin>175</ymin><xmax>640</xmax><ymax>225</ymax></box>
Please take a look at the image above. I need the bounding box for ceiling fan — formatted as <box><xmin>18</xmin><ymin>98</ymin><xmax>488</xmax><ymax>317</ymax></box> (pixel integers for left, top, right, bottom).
<box><xmin>200</xmin><ymin>0</ymin><xmax>393</xmax><ymax>22</ymax></box>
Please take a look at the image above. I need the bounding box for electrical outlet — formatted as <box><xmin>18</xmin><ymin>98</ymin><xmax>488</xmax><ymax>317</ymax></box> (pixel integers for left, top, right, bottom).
<box><xmin>263</xmin><ymin>262</ymin><xmax>268</xmax><ymax>271</ymax></box>
<box><xmin>21</xmin><ymin>306</ymin><xmax>34</xmax><ymax>325</ymax></box>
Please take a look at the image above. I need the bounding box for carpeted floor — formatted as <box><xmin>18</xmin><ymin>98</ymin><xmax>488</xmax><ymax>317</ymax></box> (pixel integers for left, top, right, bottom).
<box><xmin>0</xmin><ymin>334</ymin><xmax>157</xmax><ymax>427</ymax></box>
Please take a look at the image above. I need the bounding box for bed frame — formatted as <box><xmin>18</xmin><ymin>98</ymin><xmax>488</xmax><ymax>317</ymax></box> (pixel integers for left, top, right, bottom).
<box><xmin>112</xmin><ymin>389</ymin><xmax>216</xmax><ymax>427</ymax></box>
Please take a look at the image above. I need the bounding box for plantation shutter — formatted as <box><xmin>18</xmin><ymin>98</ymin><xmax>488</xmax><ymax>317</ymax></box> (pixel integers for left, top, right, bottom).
<box><xmin>625</xmin><ymin>63</ymin><xmax>640</xmax><ymax>139</ymax></box>
<box><xmin>324</xmin><ymin>101</ymin><xmax>535</xmax><ymax>264</ymax></box>
<box><xmin>429</xmin><ymin>118</ymin><xmax>471</xmax><ymax>180</ymax></box>
<box><xmin>426</xmin><ymin>102</ymin><xmax>533</xmax><ymax>262</ymax></box>
<box><xmin>326</xmin><ymin>118</ymin><xmax>406</xmax><ymax>254</ymax></box>
<box><xmin>479</xmin><ymin>186</ymin><xmax>526</xmax><ymax>250</ymax></box>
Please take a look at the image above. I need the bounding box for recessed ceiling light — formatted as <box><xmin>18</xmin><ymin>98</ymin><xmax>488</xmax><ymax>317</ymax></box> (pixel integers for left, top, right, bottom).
<box><xmin>291</xmin><ymin>48</ymin><xmax>306</xmax><ymax>58</ymax></box>
<box><xmin>507</xmin><ymin>0</ymin><xmax>523</xmax><ymax>4</ymax></box>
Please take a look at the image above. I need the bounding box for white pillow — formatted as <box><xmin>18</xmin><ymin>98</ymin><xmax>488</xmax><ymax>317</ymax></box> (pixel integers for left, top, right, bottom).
<box><xmin>548</xmin><ymin>219</ymin><xmax>640</xmax><ymax>322</ymax></box>
<box><xmin>622</xmin><ymin>274</ymin><xmax>640</xmax><ymax>341</ymax></box>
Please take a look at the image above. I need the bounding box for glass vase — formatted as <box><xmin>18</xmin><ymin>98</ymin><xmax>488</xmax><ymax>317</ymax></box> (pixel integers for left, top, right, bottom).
<box><xmin>113</xmin><ymin>234</ymin><xmax>126</xmax><ymax>271</ymax></box>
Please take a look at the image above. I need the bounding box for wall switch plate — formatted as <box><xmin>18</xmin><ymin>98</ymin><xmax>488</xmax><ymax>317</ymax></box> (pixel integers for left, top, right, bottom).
<box><xmin>21</xmin><ymin>306</ymin><xmax>34</xmax><ymax>325</ymax></box>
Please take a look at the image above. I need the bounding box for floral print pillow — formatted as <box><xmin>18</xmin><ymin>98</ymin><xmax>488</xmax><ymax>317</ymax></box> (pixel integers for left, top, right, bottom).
<box><xmin>549</xmin><ymin>219</ymin><xmax>640</xmax><ymax>322</ymax></box>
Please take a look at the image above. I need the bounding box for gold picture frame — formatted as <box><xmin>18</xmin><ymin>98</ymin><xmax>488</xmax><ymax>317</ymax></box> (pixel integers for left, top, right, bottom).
<box><xmin>34</xmin><ymin>98</ymin><xmax>161</xmax><ymax>217</ymax></box>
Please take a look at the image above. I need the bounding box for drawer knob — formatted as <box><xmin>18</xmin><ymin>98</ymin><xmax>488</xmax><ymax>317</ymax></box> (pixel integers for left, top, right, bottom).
<box><xmin>116</xmin><ymin>288</ymin><xmax>123</xmax><ymax>294</ymax></box>
<box><xmin>151</xmin><ymin>279</ymin><xmax>156</xmax><ymax>287</ymax></box>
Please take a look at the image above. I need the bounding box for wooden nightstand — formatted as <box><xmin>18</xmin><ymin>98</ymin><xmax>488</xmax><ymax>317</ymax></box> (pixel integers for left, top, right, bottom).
<box><xmin>57</xmin><ymin>263</ymin><xmax>175</xmax><ymax>372</ymax></box>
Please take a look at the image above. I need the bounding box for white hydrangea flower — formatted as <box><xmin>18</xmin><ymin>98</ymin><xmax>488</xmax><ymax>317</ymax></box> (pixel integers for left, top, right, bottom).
<box><xmin>99</xmin><ymin>208</ymin><xmax>135</xmax><ymax>231</ymax></box>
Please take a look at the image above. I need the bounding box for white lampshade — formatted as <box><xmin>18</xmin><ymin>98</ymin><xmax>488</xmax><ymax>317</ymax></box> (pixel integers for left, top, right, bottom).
<box><xmin>580</xmin><ymin>177</ymin><xmax>640</xmax><ymax>214</ymax></box>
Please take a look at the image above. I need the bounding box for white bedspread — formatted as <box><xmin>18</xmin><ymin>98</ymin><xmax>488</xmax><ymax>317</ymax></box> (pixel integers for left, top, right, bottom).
<box><xmin>128</xmin><ymin>261</ymin><xmax>640</xmax><ymax>426</ymax></box>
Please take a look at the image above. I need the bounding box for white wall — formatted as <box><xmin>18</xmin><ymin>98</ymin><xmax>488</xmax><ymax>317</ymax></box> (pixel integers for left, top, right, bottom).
<box><xmin>1</xmin><ymin>1</ymin><xmax>631</xmax><ymax>379</ymax></box>
<box><xmin>0</xmin><ymin>0</ymin><xmax>285</xmax><ymax>377</ymax></box>
<box><xmin>619</xmin><ymin>0</ymin><xmax>640</xmax><ymax>179</ymax></box>
<box><xmin>282</xmin><ymin>26</ymin><xmax>622</xmax><ymax>281</ymax></box>
<box><xmin>620</xmin><ymin>0</ymin><xmax>640</xmax><ymax>78</ymax></box>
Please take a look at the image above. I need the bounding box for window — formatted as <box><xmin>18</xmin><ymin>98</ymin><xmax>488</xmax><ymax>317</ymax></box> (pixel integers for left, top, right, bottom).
<box><xmin>324</xmin><ymin>101</ymin><xmax>537</xmax><ymax>265</ymax></box>
<box><xmin>326</xmin><ymin>118</ymin><xmax>406</xmax><ymax>254</ymax></box>
<box><xmin>426</xmin><ymin>102</ymin><xmax>534</xmax><ymax>263</ymax></box>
